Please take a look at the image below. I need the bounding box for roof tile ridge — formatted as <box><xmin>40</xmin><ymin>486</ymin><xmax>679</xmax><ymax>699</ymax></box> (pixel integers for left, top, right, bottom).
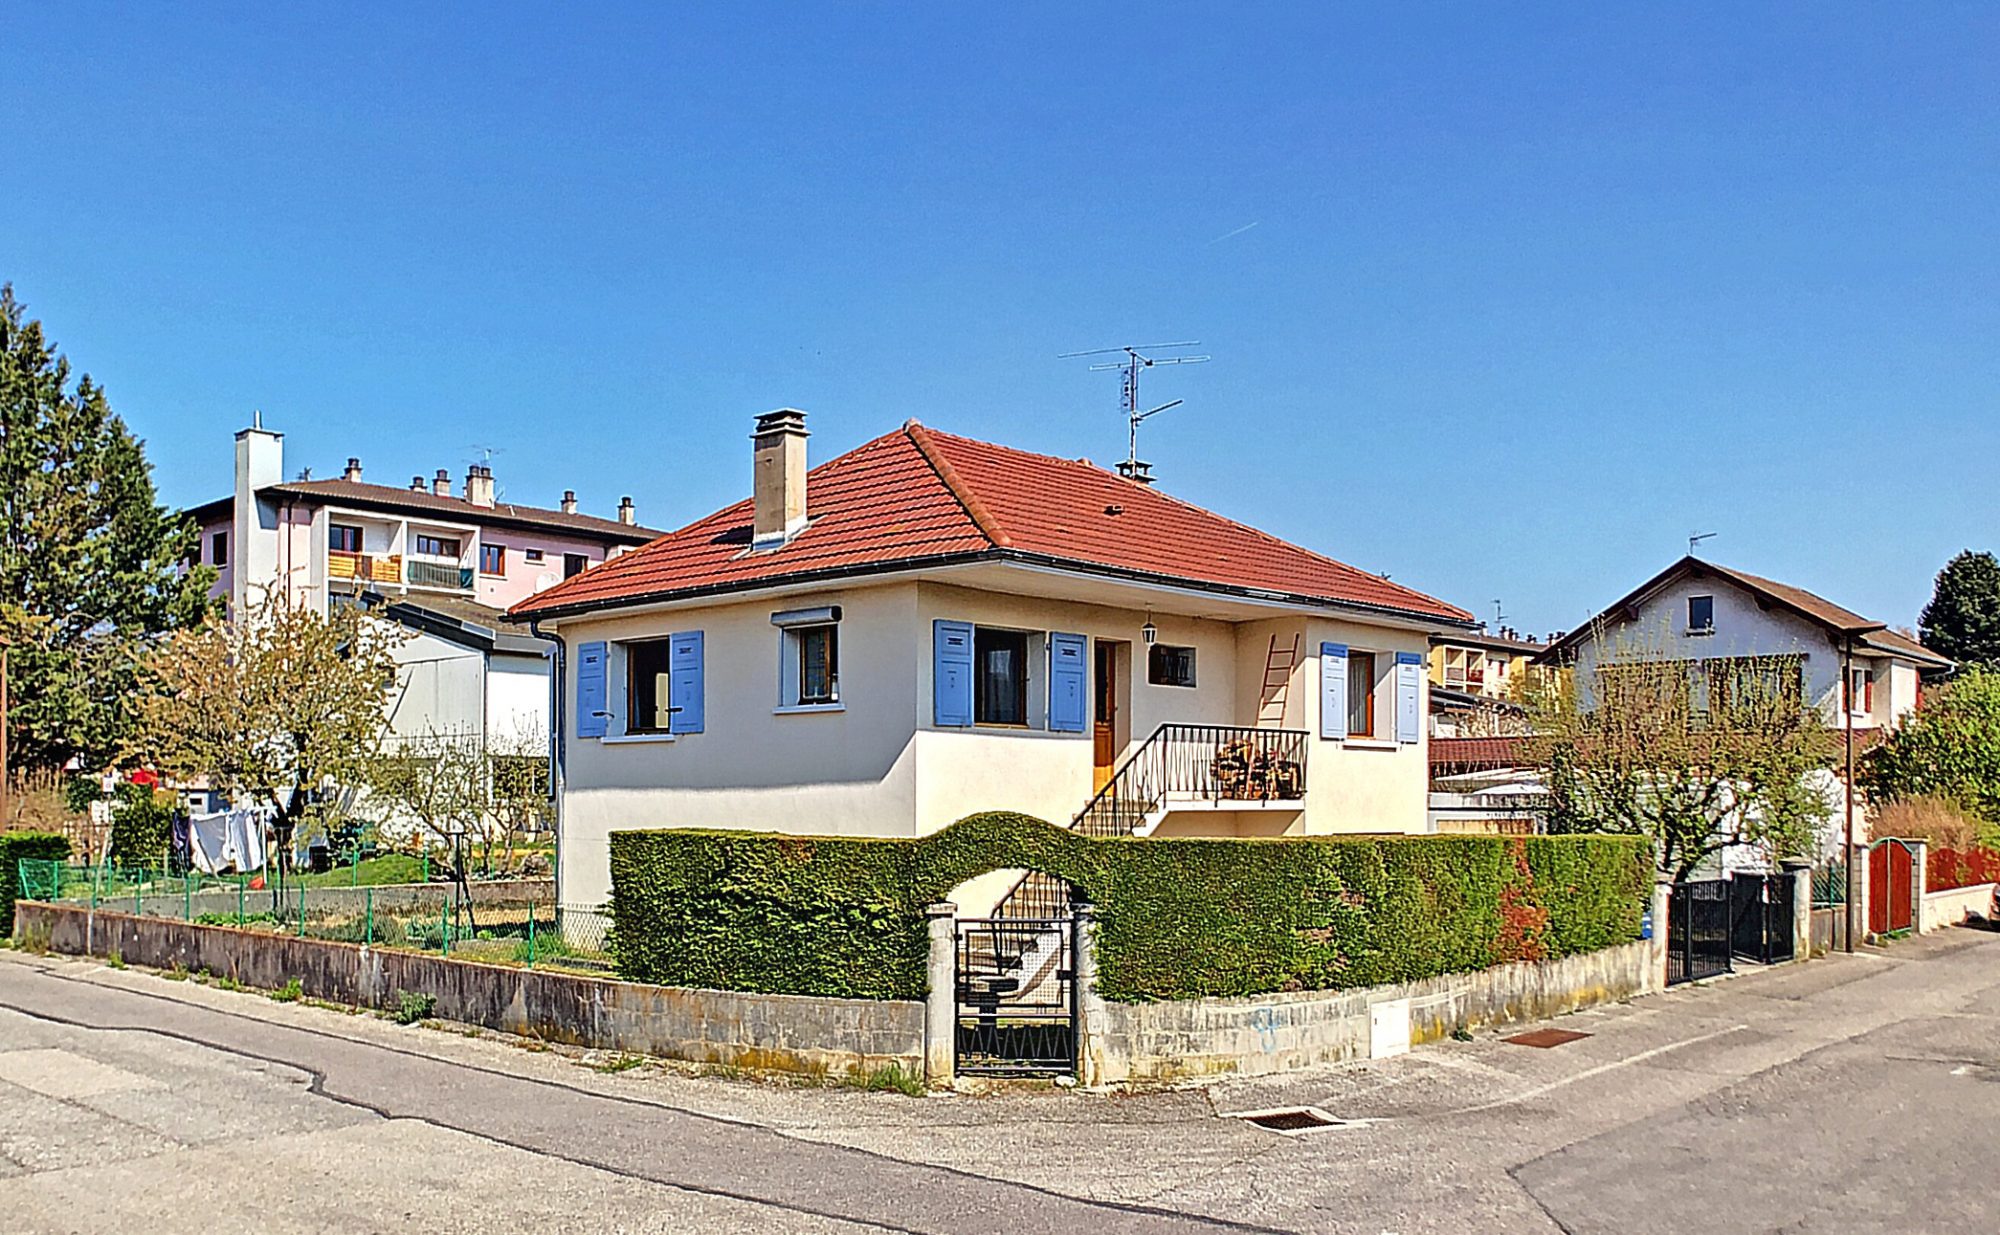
<box><xmin>902</xmin><ymin>420</ymin><xmax>1012</xmax><ymax>549</ymax></box>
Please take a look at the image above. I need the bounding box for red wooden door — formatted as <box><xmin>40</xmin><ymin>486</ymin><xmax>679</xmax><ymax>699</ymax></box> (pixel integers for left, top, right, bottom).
<box><xmin>1868</xmin><ymin>841</ymin><xmax>1914</xmax><ymax>934</ymax></box>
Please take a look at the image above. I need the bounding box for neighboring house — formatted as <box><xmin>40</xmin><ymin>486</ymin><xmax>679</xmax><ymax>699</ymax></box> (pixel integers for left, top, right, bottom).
<box><xmin>1428</xmin><ymin>625</ymin><xmax>1549</xmax><ymax>700</ymax></box>
<box><xmin>1536</xmin><ymin>556</ymin><xmax>1951</xmax><ymax>731</ymax></box>
<box><xmin>187</xmin><ymin>417</ymin><xmax>661</xmax><ymax>756</ymax></box>
<box><xmin>508</xmin><ymin>410</ymin><xmax>1477</xmax><ymax>905</ymax></box>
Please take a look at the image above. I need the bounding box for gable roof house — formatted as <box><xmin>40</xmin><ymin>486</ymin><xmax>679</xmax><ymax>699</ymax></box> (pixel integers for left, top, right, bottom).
<box><xmin>509</xmin><ymin>410</ymin><xmax>1476</xmax><ymax>906</ymax></box>
<box><xmin>187</xmin><ymin>418</ymin><xmax>661</xmax><ymax>759</ymax></box>
<box><xmin>1536</xmin><ymin>556</ymin><xmax>1951</xmax><ymax>732</ymax></box>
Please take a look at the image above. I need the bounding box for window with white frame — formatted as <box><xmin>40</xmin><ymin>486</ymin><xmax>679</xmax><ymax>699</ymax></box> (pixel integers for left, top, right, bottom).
<box><xmin>975</xmin><ymin>627</ymin><xmax>1031</xmax><ymax>725</ymax></box>
<box><xmin>1687</xmin><ymin>595</ymin><xmax>1715</xmax><ymax>635</ymax></box>
<box><xmin>773</xmin><ymin>605</ymin><xmax>842</xmax><ymax>708</ymax></box>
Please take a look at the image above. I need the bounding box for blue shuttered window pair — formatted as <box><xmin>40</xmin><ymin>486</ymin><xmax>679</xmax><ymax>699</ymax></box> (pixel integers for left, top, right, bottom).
<box><xmin>573</xmin><ymin>632</ymin><xmax>705</xmax><ymax>738</ymax></box>
<box><xmin>932</xmin><ymin>620</ymin><xmax>1089</xmax><ymax>733</ymax></box>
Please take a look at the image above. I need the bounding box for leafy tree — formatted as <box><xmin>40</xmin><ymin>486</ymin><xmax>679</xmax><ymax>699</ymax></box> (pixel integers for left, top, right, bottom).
<box><xmin>1533</xmin><ymin>624</ymin><xmax>1833</xmax><ymax>880</ymax></box>
<box><xmin>0</xmin><ymin>285</ymin><xmax>213</xmax><ymax>783</ymax></box>
<box><xmin>106</xmin><ymin>782</ymin><xmax>175</xmax><ymax>869</ymax></box>
<box><xmin>1863</xmin><ymin>667</ymin><xmax>2000</xmax><ymax>825</ymax></box>
<box><xmin>127</xmin><ymin>592</ymin><xmax>403</xmax><ymax>860</ymax></box>
<box><xmin>368</xmin><ymin>723</ymin><xmax>549</xmax><ymax>879</ymax></box>
<box><xmin>1920</xmin><ymin>551</ymin><xmax>2000</xmax><ymax>671</ymax></box>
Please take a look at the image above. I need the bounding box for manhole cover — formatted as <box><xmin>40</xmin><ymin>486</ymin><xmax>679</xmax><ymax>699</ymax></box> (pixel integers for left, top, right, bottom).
<box><xmin>1505</xmin><ymin>1028</ymin><xmax>1592</xmax><ymax>1049</ymax></box>
<box><xmin>1223</xmin><ymin>1106</ymin><xmax>1357</xmax><ymax>1135</ymax></box>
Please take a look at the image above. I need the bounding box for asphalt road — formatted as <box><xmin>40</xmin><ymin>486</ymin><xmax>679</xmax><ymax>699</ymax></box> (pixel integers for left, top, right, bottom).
<box><xmin>1</xmin><ymin>927</ymin><xmax>1996</xmax><ymax>1234</ymax></box>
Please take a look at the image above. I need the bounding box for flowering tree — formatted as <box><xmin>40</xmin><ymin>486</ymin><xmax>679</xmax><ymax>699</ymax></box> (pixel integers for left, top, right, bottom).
<box><xmin>128</xmin><ymin>592</ymin><xmax>404</xmax><ymax>860</ymax></box>
<box><xmin>1531</xmin><ymin>624</ymin><xmax>1833</xmax><ymax>880</ymax></box>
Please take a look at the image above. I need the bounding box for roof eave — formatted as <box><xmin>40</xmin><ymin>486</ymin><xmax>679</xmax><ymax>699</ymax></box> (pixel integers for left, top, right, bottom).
<box><xmin>507</xmin><ymin>546</ymin><xmax>1477</xmax><ymax>629</ymax></box>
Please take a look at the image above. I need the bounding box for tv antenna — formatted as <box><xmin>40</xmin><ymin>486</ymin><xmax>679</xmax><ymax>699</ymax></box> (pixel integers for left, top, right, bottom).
<box><xmin>1058</xmin><ymin>341</ymin><xmax>1210</xmax><ymax>482</ymax></box>
<box><xmin>1689</xmin><ymin>531</ymin><xmax>1717</xmax><ymax>557</ymax></box>
<box><xmin>1493</xmin><ymin>600</ymin><xmax>1506</xmax><ymax>629</ymax></box>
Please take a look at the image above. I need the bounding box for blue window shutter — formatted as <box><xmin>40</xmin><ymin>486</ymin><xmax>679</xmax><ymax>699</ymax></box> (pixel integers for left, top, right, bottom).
<box><xmin>668</xmin><ymin>631</ymin><xmax>704</xmax><ymax>734</ymax></box>
<box><xmin>575</xmin><ymin>641</ymin><xmax>608</xmax><ymax>738</ymax></box>
<box><xmin>1395</xmin><ymin>651</ymin><xmax>1423</xmax><ymax>743</ymax></box>
<box><xmin>1319</xmin><ymin>643</ymin><xmax>1348</xmax><ymax>740</ymax></box>
<box><xmin>933</xmin><ymin>620</ymin><xmax>974</xmax><ymax>727</ymax></box>
<box><xmin>1048</xmin><ymin>633</ymin><xmax>1088</xmax><ymax>733</ymax></box>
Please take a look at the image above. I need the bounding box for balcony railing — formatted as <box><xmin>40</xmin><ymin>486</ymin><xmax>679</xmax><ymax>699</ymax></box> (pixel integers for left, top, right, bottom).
<box><xmin>1073</xmin><ymin>723</ymin><xmax>1308</xmax><ymax>838</ymax></box>
<box><xmin>405</xmin><ymin>559</ymin><xmax>474</xmax><ymax>590</ymax></box>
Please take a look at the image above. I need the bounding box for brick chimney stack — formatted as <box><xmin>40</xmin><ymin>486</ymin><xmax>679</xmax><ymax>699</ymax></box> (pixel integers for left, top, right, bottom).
<box><xmin>751</xmin><ymin>408</ymin><xmax>809</xmax><ymax>546</ymax></box>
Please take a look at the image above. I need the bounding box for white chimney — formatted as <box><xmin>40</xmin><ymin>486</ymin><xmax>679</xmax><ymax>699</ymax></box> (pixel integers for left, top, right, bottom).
<box><xmin>560</xmin><ymin>489</ymin><xmax>577</xmax><ymax>515</ymax></box>
<box><xmin>617</xmin><ymin>496</ymin><xmax>636</xmax><ymax>526</ymax></box>
<box><xmin>466</xmin><ymin>464</ymin><xmax>495</xmax><ymax>508</ymax></box>
<box><xmin>232</xmin><ymin>418</ymin><xmax>284</xmax><ymax>615</ymax></box>
<box><xmin>751</xmin><ymin>409</ymin><xmax>809</xmax><ymax>546</ymax></box>
<box><xmin>432</xmin><ymin>469</ymin><xmax>451</xmax><ymax>497</ymax></box>
<box><xmin>343</xmin><ymin>457</ymin><xmax>362</xmax><ymax>483</ymax></box>
<box><xmin>410</xmin><ymin>475</ymin><xmax>426</xmax><ymax>492</ymax></box>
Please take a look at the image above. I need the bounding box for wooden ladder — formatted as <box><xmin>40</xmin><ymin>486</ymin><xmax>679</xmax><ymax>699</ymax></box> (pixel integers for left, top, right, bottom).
<box><xmin>1257</xmin><ymin>633</ymin><xmax>1302</xmax><ymax>726</ymax></box>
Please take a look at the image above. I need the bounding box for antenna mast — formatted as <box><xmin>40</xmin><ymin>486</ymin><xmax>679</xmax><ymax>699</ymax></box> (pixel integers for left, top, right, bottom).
<box><xmin>1058</xmin><ymin>341</ymin><xmax>1210</xmax><ymax>482</ymax></box>
<box><xmin>1689</xmin><ymin>531</ymin><xmax>1717</xmax><ymax>556</ymax></box>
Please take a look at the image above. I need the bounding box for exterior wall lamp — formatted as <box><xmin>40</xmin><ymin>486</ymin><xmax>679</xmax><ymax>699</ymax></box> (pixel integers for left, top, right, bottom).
<box><xmin>1141</xmin><ymin>615</ymin><xmax>1157</xmax><ymax>645</ymax></box>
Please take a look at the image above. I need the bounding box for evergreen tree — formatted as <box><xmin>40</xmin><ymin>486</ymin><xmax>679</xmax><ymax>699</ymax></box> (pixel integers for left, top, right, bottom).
<box><xmin>1919</xmin><ymin>551</ymin><xmax>2000</xmax><ymax>670</ymax></box>
<box><xmin>0</xmin><ymin>284</ymin><xmax>214</xmax><ymax>783</ymax></box>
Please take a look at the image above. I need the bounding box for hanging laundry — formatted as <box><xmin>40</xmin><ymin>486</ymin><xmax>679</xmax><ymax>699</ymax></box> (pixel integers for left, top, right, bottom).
<box><xmin>187</xmin><ymin>812</ymin><xmax>232</xmax><ymax>874</ymax></box>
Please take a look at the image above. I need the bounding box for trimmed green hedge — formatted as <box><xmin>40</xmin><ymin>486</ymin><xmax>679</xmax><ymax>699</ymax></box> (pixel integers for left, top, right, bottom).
<box><xmin>609</xmin><ymin>814</ymin><xmax>1650</xmax><ymax>1003</ymax></box>
<box><xmin>1</xmin><ymin>832</ymin><xmax>71</xmax><ymax>936</ymax></box>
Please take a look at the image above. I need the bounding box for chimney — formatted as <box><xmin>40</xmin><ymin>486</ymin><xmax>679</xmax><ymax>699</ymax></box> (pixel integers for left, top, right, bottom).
<box><xmin>1116</xmin><ymin>459</ymin><xmax>1156</xmax><ymax>486</ymax></box>
<box><xmin>410</xmin><ymin>475</ymin><xmax>426</xmax><ymax>492</ymax></box>
<box><xmin>751</xmin><ymin>408</ymin><xmax>809</xmax><ymax>545</ymax></box>
<box><xmin>343</xmin><ymin>457</ymin><xmax>363</xmax><ymax>483</ymax></box>
<box><xmin>466</xmin><ymin>464</ymin><xmax>495</xmax><ymax>508</ymax></box>
<box><xmin>432</xmin><ymin>469</ymin><xmax>451</xmax><ymax>497</ymax></box>
<box><xmin>560</xmin><ymin>489</ymin><xmax>577</xmax><ymax>515</ymax></box>
<box><xmin>617</xmin><ymin>496</ymin><xmax>636</xmax><ymax>526</ymax></box>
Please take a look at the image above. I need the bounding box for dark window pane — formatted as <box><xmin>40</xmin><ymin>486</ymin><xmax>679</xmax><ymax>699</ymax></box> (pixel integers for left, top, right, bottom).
<box><xmin>564</xmin><ymin>553</ymin><xmax>589</xmax><ymax>578</ymax></box>
<box><xmin>1147</xmin><ymin>644</ymin><xmax>1197</xmax><ymax>687</ymax></box>
<box><xmin>1688</xmin><ymin>595</ymin><xmax>1714</xmax><ymax>631</ymax></box>
<box><xmin>799</xmin><ymin>626</ymin><xmax>838</xmax><ymax>704</ymax></box>
<box><xmin>329</xmin><ymin>524</ymin><xmax>363</xmax><ymax>553</ymax></box>
<box><xmin>626</xmin><ymin>641</ymin><xmax>674</xmax><ymax>732</ymax></box>
<box><xmin>974</xmin><ymin>629</ymin><xmax>1028</xmax><ymax>725</ymax></box>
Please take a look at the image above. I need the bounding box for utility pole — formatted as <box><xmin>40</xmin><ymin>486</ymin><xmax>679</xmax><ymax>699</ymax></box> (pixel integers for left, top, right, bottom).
<box><xmin>1</xmin><ymin>636</ymin><xmax>9</xmax><ymax>830</ymax></box>
<box><xmin>1843</xmin><ymin>636</ymin><xmax>1858</xmax><ymax>953</ymax></box>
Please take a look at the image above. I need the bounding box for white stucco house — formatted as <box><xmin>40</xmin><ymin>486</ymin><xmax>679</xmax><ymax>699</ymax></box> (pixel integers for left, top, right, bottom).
<box><xmin>508</xmin><ymin>410</ymin><xmax>1478</xmax><ymax>906</ymax></box>
<box><xmin>1537</xmin><ymin>556</ymin><xmax>1951</xmax><ymax>731</ymax></box>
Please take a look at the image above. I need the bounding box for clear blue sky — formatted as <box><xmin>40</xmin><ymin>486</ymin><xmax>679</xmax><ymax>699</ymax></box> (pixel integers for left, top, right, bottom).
<box><xmin>5</xmin><ymin>4</ymin><xmax>1996</xmax><ymax>634</ymax></box>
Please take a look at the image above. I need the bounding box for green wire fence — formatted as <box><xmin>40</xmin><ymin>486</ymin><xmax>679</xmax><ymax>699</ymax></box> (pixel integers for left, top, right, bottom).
<box><xmin>14</xmin><ymin>859</ymin><xmax>611</xmax><ymax>972</ymax></box>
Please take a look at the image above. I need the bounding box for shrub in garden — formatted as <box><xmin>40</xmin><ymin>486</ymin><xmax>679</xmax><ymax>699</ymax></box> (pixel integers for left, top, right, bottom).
<box><xmin>0</xmin><ymin>832</ymin><xmax>69</xmax><ymax>935</ymax></box>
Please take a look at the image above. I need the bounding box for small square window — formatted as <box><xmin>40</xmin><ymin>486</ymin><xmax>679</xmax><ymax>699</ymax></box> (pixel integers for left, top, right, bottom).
<box><xmin>1688</xmin><ymin>595</ymin><xmax>1715</xmax><ymax>634</ymax></box>
<box><xmin>564</xmin><ymin>553</ymin><xmax>590</xmax><ymax>578</ymax></box>
<box><xmin>1147</xmin><ymin>644</ymin><xmax>1197</xmax><ymax>688</ymax></box>
<box><xmin>523</xmin><ymin>548</ymin><xmax>544</xmax><ymax>563</ymax></box>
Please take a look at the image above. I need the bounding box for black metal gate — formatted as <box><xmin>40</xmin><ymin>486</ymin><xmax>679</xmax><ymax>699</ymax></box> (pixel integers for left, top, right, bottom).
<box><xmin>954</xmin><ymin>917</ymin><xmax>1076</xmax><ymax>1077</ymax></box>
<box><xmin>1668</xmin><ymin>879</ymin><xmax>1733</xmax><ymax>986</ymax></box>
<box><xmin>1729</xmin><ymin>873</ymin><xmax>1795</xmax><ymax>964</ymax></box>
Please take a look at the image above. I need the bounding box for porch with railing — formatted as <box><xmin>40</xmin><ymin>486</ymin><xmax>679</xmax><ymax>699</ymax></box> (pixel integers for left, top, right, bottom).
<box><xmin>1074</xmin><ymin>723</ymin><xmax>1308</xmax><ymax>837</ymax></box>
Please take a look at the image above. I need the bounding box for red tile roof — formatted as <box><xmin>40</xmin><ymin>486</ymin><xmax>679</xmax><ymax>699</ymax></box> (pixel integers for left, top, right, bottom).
<box><xmin>509</xmin><ymin>421</ymin><xmax>1473</xmax><ymax>623</ymax></box>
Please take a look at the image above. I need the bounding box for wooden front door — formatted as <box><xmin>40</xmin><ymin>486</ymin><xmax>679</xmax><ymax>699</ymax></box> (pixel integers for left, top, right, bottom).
<box><xmin>1093</xmin><ymin>642</ymin><xmax>1119</xmax><ymax>791</ymax></box>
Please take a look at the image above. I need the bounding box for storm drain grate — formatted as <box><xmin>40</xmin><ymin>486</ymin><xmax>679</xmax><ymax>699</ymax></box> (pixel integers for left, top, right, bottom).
<box><xmin>1223</xmin><ymin>1106</ymin><xmax>1356</xmax><ymax>1135</ymax></box>
<box><xmin>1505</xmin><ymin>1028</ymin><xmax>1593</xmax><ymax>1049</ymax></box>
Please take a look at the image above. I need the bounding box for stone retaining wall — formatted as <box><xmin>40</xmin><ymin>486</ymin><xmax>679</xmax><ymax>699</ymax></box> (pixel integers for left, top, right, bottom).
<box><xmin>1080</xmin><ymin>936</ymin><xmax>1656</xmax><ymax>1086</ymax></box>
<box><xmin>13</xmin><ymin>902</ymin><xmax>922</xmax><ymax>1078</ymax></box>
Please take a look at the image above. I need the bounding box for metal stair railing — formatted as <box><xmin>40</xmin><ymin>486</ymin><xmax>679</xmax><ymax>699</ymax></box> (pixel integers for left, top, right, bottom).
<box><xmin>986</xmin><ymin>724</ymin><xmax>1310</xmax><ymax>936</ymax></box>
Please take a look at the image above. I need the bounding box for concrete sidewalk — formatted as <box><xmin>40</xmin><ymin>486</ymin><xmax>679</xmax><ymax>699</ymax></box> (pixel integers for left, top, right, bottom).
<box><xmin>2</xmin><ymin>928</ymin><xmax>1997</xmax><ymax>1233</ymax></box>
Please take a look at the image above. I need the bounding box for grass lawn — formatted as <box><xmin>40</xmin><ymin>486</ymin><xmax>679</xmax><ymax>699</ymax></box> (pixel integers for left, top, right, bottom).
<box><xmin>292</xmin><ymin>853</ymin><xmax>427</xmax><ymax>887</ymax></box>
